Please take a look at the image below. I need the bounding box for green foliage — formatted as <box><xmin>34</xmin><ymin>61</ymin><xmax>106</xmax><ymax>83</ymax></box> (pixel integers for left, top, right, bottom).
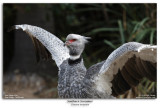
<box><xmin>52</xmin><ymin>4</ymin><xmax>156</xmax><ymax>61</ymax></box>
<box><xmin>118</xmin><ymin>20</ymin><xmax>125</xmax><ymax>44</ymax></box>
<box><xmin>104</xmin><ymin>40</ymin><xmax>116</xmax><ymax>49</ymax></box>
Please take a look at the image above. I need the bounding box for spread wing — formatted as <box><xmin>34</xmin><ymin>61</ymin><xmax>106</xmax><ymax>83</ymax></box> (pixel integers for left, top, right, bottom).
<box><xmin>9</xmin><ymin>24</ymin><xmax>70</xmax><ymax>68</ymax></box>
<box><xmin>87</xmin><ymin>42</ymin><xmax>156</xmax><ymax>97</ymax></box>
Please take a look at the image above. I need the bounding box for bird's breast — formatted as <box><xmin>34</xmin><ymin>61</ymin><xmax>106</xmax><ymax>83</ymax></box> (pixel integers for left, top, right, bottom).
<box><xmin>58</xmin><ymin>61</ymin><xmax>86</xmax><ymax>98</ymax></box>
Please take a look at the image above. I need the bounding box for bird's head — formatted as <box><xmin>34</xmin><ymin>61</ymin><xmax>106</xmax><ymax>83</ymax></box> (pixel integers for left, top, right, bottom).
<box><xmin>65</xmin><ymin>34</ymin><xmax>91</xmax><ymax>60</ymax></box>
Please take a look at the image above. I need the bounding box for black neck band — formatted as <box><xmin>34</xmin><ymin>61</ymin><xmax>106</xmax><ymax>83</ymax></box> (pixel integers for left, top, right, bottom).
<box><xmin>68</xmin><ymin>56</ymin><xmax>82</xmax><ymax>65</ymax></box>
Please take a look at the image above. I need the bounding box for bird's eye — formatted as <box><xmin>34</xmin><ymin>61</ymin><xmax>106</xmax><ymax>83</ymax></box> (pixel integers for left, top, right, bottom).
<box><xmin>69</xmin><ymin>39</ymin><xmax>76</xmax><ymax>43</ymax></box>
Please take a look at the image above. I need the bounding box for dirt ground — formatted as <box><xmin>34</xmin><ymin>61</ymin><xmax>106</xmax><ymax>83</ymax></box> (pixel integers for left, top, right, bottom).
<box><xmin>3</xmin><ymin>73</ymin><xmax>58</xmax><ymax>99</ymax></box>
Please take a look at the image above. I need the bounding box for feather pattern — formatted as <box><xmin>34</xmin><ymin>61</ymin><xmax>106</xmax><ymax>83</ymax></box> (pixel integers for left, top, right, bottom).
<box><xmin>9</xmin><ymin>24</ymin><xmax>70</xmax><ymax>68</ymax></box>
<box><xmin>92</xmin><ymin>42</ymin><xmax>156</xmax><ymax>96</ymax></box>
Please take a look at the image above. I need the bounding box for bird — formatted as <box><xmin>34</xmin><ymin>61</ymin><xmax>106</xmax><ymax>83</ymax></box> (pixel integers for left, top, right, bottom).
<box><xmin>9</xmin><ymin>24</ymin><xmax>157</xmax><ymax>98</ymax></box>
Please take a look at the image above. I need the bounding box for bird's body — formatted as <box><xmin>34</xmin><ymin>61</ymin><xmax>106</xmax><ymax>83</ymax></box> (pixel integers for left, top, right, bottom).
<box><xmin>9</xmin><ymin>24</ymin><xmax>157</xmax><ymax>98</ymax></box>
<box><xmin>58</xmin><ymin>58</ymin><xmax>87</xmax><ymax>98</ymax></box>
<box><xmin>58</xmin><ymin>58</ymin><xmax>114</xmax><ymax>98</ymax></box>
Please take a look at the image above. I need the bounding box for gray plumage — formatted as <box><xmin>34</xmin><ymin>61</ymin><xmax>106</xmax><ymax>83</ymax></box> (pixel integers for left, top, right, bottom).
<box><xmin>9</xmin><ymin>24</ymin><xmax>69</xmax><ymax>68</ymax></box>
<box><xmin>9</xmin><ymin>24</ymin><xmax>157</xmax><ymax>98</ymax></box>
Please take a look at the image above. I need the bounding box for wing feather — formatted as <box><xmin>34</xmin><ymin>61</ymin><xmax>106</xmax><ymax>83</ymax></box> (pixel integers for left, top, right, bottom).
<box><xmin>87</xmin><ymin>42</ymin><xmax>156</xmax><ymax>97</ymax></box>
<box><xmin>9</xmin><ymin>24</ymin><xmax>70</xmax><ymax>68</ymax></box>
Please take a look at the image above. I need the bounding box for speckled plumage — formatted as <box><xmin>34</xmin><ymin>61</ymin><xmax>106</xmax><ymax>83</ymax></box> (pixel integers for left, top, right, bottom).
<box><xmin>10</xmin><ymin>24</ymin><xmax>70</xmax><ymax>68</ymax></box>
<box><xmin>58</xmin><ymin>58</ymin><xmax>114</xmax><ymax>98</ymax></box>
<box><xmin>58</xmin><ymin>58</ymin><xmax>87</xmax><ymax>98</ymax></box>
<box><xmin>10</xmin><ymin>24</ymin><xmax>157</xmax><ymax>98</ymax></box>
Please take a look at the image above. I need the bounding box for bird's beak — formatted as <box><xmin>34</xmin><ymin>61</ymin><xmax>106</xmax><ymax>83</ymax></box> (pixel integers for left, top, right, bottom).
<box><xmin>64</xmin><ymin>41</ymin><xmax>70</xmax><ymax>46</ymax></box>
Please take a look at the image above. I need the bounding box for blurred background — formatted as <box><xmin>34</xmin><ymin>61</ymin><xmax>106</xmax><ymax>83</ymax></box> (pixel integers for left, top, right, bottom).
<box><xmin>3</xmin><ymin>3</ymin><xmax>157</xmax><ymax>99</ymax></box>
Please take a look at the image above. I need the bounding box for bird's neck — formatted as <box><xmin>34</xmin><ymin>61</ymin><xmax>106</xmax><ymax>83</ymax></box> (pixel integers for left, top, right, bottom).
<box><xmin>68</xmin><ymin>46</ymin><xmax>84</xmax><ymax>60</ymax></box>
<box><xmin>68</xmin><ymin>55</ymin><xmax>82</xmax><ymax>65</ymax></box>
